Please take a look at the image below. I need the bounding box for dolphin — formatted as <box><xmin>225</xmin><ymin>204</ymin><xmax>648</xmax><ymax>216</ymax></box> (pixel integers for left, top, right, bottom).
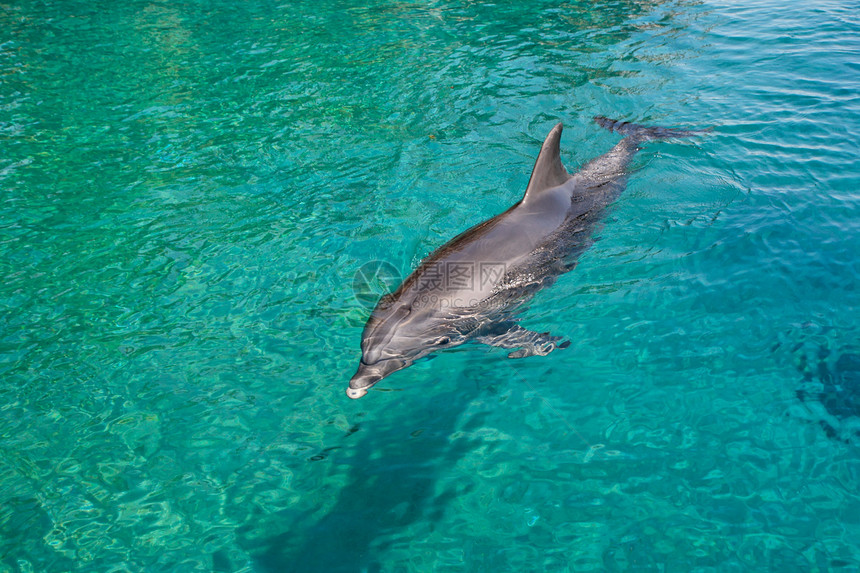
<box><xmin>347</xmin><ymin>116</ymin><xmax>700</xmax><ymax>399</ymax></box>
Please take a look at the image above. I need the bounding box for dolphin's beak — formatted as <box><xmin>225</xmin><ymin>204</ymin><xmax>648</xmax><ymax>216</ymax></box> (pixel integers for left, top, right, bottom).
<box><xmin>346</xmin><ymin>358</ymin><xmax>406</xmax><ymax>399</ymax></box>
<box><xmin>347</xmin><ymin>365</ymin><xmax>383</xmax><ymax>399</ymax></box>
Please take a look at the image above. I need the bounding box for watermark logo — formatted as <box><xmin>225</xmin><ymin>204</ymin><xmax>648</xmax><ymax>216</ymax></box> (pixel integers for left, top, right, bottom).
<box><xmin>352</xmin><ymin>261</ymin><xmax>402</xmax><ymax>310</ymax></box>
<box><xmin>415</xmin><ymin>262</ymin><xmax>507</xmax><ymax>292</ymax></box>
<box><xmin>352</xmin><ymin>259</ymin><xmax>510</xmax><ymax>311</ymax></box>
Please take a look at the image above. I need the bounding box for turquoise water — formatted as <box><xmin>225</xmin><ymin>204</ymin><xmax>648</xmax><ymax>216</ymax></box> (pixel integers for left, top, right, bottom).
<box><xmin>2</xmin><ymin>0</ymin><xmax>859</xmax><ymax>570</ymax></box>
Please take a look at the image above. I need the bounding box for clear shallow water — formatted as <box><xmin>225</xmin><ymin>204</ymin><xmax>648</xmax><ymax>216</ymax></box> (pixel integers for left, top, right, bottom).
<box><xmin>1</xmin><ymin>0</ymin><xmax>859</xmax><ymax>570</ymax></box>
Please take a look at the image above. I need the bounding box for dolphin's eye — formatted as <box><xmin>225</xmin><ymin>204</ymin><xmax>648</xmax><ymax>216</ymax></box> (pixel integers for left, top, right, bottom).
<box><xmin>436</xmin><ymin>337</ymin><xmax>451</xmax><ymax>345</ymax></box>
<box><xmin>394</xmin><ymin>304</ymin><xmax>411</xmax><ymax>318</ymax></box>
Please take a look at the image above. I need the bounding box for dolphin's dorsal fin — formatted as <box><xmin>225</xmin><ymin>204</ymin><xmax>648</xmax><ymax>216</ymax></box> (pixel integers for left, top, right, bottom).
<box><xmin>522</xmin><ymin>123</ymin><xmax>571</xmax><ymax>204</ymax></box>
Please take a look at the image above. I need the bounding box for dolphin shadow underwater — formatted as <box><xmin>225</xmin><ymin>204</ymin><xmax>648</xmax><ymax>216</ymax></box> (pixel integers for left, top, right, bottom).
<box><xmin>796</xmin><ymin>346</ymin><xmax>860</xmax><ymax>441</ymax></box>
<box><xmin>349</xmin><ymin>117</ymin><xmax>702</xmax><ymax>399</ymax></box>
<box><xmin>239</xmin><ymin>384</ymin><xmax>487</xmax><ymax>573</ymax></box>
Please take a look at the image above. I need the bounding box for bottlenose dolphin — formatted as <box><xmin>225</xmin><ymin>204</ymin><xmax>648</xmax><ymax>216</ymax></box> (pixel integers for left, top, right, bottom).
<box><xmin>348</xmin><ymin>117</ymin><xmax>699</xmax><ymax>399</ymax></box>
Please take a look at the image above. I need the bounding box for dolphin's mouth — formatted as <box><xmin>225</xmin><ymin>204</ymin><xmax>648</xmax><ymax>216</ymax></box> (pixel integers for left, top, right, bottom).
<box><xmin>346</xmin><ymin>358</ymin><xmax>407</xmax><ymax>399</ymax></box>
<box><xmin>346</xmin><ymin>368</ymin><xmax>383</xmax><ymax>400</ymax></box>
<box><xmin>346</xmin><ymin>386</ymin><xmax>369</xmax><ymax>399</ymax></box>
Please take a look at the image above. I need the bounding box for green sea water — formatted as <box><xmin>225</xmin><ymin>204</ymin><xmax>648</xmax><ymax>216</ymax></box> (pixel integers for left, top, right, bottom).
<box><xmin>2</xmin><ymin>0</ymin><xmax>859</xmax><ymax>571</ymax></box>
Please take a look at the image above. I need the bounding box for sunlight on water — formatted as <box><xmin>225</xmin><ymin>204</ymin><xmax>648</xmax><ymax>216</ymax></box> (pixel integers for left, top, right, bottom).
<box><xmin>1</xmin><ymin>0</ymin><xmax>858</xmax><ymax>571</ymax></box>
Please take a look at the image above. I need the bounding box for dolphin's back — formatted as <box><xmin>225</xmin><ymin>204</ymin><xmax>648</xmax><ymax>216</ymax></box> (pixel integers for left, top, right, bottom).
<box><xmin>399</xmin><ymin>180</ymin><xmax>579</xmax><ymax>305</ymax></box>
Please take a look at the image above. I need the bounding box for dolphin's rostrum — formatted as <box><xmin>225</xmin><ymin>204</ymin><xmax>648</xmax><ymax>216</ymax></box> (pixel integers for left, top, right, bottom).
<box><xmin>348</xmin><ymin>117</ymin><xmax>700</xmax><ymax>399</ymax></box>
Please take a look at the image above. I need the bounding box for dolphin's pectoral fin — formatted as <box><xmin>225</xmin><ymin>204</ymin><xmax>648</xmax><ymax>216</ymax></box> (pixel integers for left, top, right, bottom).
<box><xmin>476</xmin><ymin>325</ymin><xmax>570</xmax><ymax>359</ymax></box>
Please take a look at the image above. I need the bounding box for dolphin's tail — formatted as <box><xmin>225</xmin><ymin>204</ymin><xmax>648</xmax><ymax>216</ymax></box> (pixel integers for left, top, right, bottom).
<box><xmin>594</xmin><ymin>116</ymin><xmax>704</xmax><ymax>141</ymax></box>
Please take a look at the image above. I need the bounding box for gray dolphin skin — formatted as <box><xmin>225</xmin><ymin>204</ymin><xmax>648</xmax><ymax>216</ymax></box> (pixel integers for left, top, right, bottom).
<box><xmin>348</xmin><ymin>116</ymin><xmax>699</xmax><ymax>399</ymax></box>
